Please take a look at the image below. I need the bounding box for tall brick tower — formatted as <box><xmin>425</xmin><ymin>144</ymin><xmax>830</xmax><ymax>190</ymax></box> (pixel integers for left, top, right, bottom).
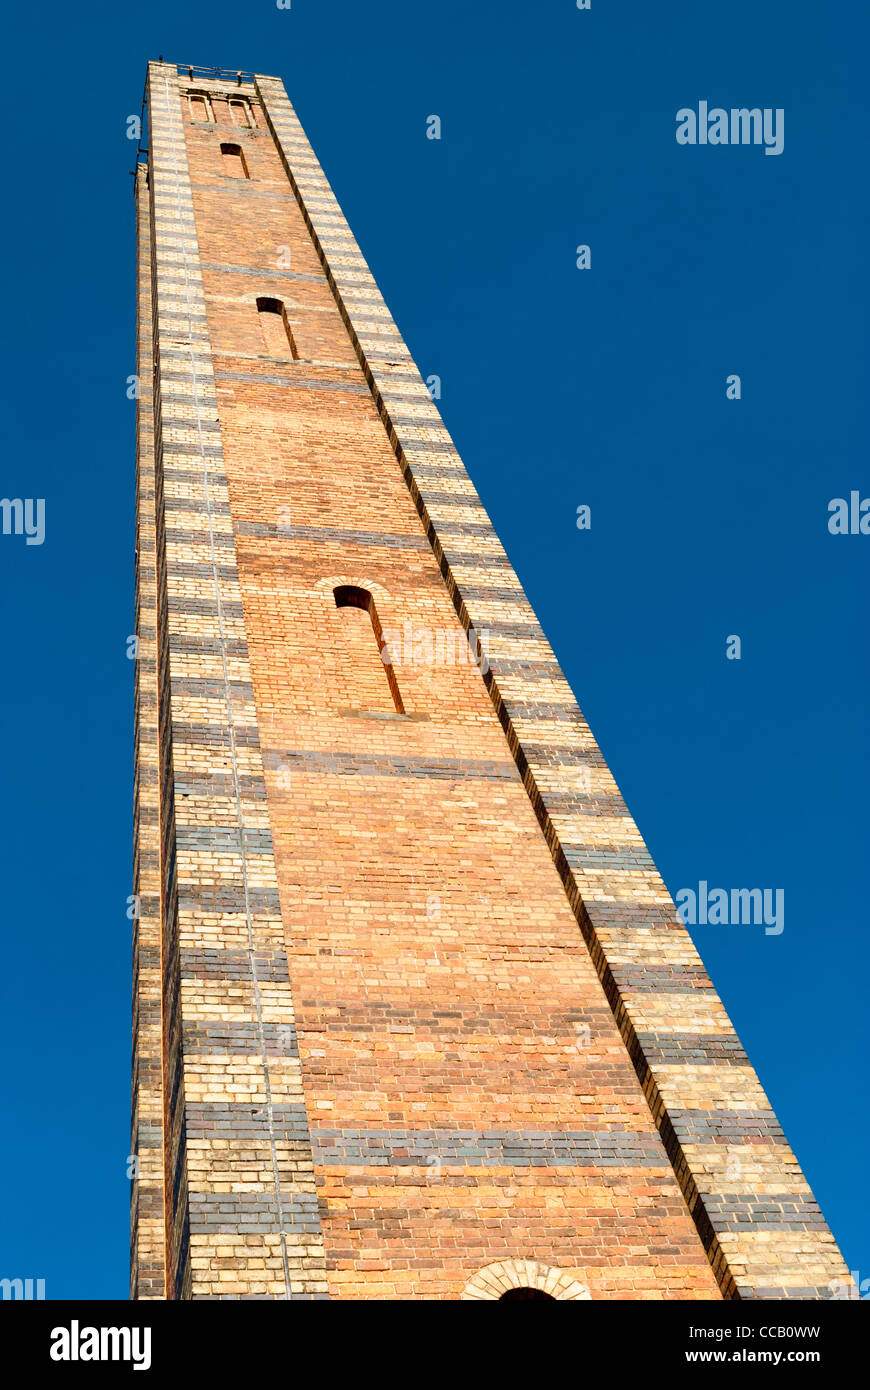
<box><xmin>131</xmin><ymin>60</ymin><xmax>849</xmax><ymax>1301</ymax></box>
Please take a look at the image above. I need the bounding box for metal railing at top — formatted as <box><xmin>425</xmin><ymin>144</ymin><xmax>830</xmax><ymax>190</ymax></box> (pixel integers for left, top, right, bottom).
<box><xmin>175</xmin><ymin>63</ymin><xmax>255</xmax><ymax>85</ymax></box>
<box><xmin>130</xmin><ymin>62</ymin><xmax>258</xmax><ymax>182</ymax></box>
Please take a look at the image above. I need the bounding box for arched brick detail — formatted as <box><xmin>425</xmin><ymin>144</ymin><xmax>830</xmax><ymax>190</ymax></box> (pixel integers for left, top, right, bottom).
<box><xmin>461</xmin><ymin>1260</ymin><xmax>591</xmax><ymax>1301</ymax></box>
<box><xmin>315</xmin><ymin>575</ymin><xmax>392</xmax><ymax>604</ymax></box>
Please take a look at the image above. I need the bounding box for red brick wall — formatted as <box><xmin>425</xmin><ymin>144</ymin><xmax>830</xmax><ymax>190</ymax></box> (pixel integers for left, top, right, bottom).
<box><xmin>178</xmin><ymin>91</ymin><xmax>721</xmax><ymax>1301</ymax></box>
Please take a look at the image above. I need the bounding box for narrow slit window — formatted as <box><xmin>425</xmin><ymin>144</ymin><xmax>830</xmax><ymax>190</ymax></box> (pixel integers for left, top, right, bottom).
<box><xmin>333</xmin><ymin>585</ymin><xmax>405</xmax><ymax>715</ymax></box>
<box><xmin>256</xmin><ymin>297</ymin><xmax>299</xmax><ymax>358</ymax></box>
<box><xmin>499</xmin><ymin>1288</ymin><xmax>557</xmax><ymax>1301</ymax></box>
<box><xmin>220</xmin><ymin>142</ymin><xmax>249</xmax><ymax>178</ymax></box>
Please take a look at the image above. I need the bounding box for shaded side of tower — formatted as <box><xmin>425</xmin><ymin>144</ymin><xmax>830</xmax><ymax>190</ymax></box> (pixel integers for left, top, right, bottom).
<box><xmin>130</xmin><ymin>60</ymin><xmax>850</xmax><ymax>1302</ymax></box>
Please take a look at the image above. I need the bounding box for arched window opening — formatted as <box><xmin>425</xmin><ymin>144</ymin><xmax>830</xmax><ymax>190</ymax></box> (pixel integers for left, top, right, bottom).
<box><xmin>333</xmin><ymin>586</ymin><xmax>405</xmax><ymax>715</ymax></box>
<box><xmin>499</xmin><ymin>1287</ymin><xmax>557</xmax><ymax>1301</ymax></box>
<box><xmin>220</xmin><ymin>142</ymin><xmax>249</xmax><ymax>178</ymax></box>
<box><xmin>229</xmin><ymin>99</ymin><xmax>250</xmax><ymax>127</ymax></box>
<box><xmin>461</xmin><ymin>1259</ymin><xmax>591</xmax><ymax>1301</ymax></box>
<box><xmin>189</xmin><ymin>94</ymin><xmax>211</xmax><ymax>122</ymax></box>
<box><xmin>333</xmin><ymin>585</ymin><xmax>372</xmax><ymax>613</ymax></box>
<box><xmin>256</xmin><ymin>297</ymin><xmax>299</xmax><ymax>359</ymax></box>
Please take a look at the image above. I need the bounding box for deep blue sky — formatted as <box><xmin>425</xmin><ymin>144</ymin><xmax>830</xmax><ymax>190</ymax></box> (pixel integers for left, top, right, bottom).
<box><xmin>0</xmin><ymin>1</ymin><xmax>866</xmax><ymax>1298</ymax></box>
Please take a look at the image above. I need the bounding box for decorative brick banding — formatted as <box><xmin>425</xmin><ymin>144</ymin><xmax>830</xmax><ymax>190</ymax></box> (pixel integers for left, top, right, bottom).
<box><xmin>130</xmin><ymin>61</ymin><xmax>850</xmax><ymax>1301</ymax></box>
